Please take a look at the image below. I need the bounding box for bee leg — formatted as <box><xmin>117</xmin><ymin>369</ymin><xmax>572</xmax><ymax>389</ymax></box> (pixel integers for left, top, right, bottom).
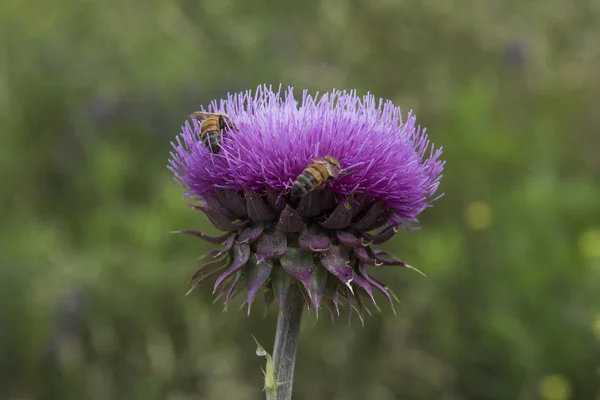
<box><xmin>340</xmin><ymin>168</ymin><xmax>356</xmax><ymax>177</ymax></box>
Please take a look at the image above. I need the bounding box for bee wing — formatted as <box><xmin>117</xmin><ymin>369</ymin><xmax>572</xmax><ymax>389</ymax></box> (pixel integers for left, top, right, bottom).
<box><xmin>316</xmin><ymin>157</ymin><xmax>342</xmax><ymax>178</ymax></box>
<box><xmin>189</xmin><ymin>111</ymin><xmax>218</xmax><ymax>120</ymax></box>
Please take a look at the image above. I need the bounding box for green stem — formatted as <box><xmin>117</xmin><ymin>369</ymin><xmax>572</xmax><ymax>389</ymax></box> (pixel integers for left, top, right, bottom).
<box><xmin>268</xmin><ymin>283</ymin><xmax>304</xmax><ymax>400</ymax></box>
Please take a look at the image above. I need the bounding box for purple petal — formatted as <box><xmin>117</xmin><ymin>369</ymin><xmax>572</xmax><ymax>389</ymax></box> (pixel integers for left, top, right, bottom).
<box><xmin>213</xmin><ymin>243</ymin><xmax>250</xmax><ymax>292</ymax></box>
<box><xmin>319</xmin><ymin>245</ymin><xmax>353</xmax><ymax>285</ymax></box>
<box><xmin>245</xmin><ymin>190</ymin><xmax>277</xmax><ymax>222</ymax></box>
<box><xmin>299</xmin><ymin>230</ymin><xmax>331</xmax><ymax>252</ymax></box>
<box><xmin>319</xmin><ymin>203</ymin><xmax>353</xmax><ymax>229</ymax></box>
<box><xmin>296</xmin><ymin>190</ymin><xmax>322</xmax><ymax>217</ymax></box>
<box><xmin>235</xmin><ymin>225</ymin><xmax>264</xmax><ymax>244</ymax></box>
<box><xmin>256</xmin><ymin>232</ymin><xmax>287</xmax><ymax>262</ymax></box>
<box><xmin>275</xmin><ymin>205</ymin><xmax>306</xmax><ymax>233</ymax></box>
<box><xmin>247</xmin><ymin>255</ymin><xmax>273</xmax><ymax>313</ymax></box>
<box><xmin>172</xmin><ymin>230</ymin><xmax>231</xmax><ymax>244</ymax></box>
<box><xmin>215</xmin><ymin>189</ymin><xmax>248</xmax><ymax>218</ymax></box>
<box><xmin>279</xmin><ymin>247</ymin><xmax>315</xmax><ymax>294</ymax></box>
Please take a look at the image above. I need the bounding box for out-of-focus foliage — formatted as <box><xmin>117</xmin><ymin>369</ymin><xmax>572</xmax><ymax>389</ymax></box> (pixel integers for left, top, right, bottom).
<box><xmin>1</xmin><ymin>0</ymin><xmax>599</xmax><ymax>399</ymax></box>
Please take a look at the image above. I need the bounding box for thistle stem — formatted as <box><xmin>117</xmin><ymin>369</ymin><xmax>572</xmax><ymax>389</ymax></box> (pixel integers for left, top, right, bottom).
<box><xmin>268</xmin><ymin>283</ymin><xmax>304</xmax><ymax>400</ymax></box>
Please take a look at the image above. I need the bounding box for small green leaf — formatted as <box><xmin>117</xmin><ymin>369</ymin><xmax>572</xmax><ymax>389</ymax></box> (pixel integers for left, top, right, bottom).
<box><xmin>252</xmin><ymin>334</ymin><xmax>283</xmax><ymax>397</ymax></box>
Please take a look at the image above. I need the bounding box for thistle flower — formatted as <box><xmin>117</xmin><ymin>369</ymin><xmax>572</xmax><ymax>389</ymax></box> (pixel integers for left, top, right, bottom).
<box><xmin>169</xmin><ymin>85</ymin><xmax>444</xmax><ymax>321</ymax></box>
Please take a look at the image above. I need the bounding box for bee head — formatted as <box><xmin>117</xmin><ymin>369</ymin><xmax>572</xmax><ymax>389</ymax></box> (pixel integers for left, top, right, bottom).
<box><xmin>322</xmin><ymin>156</ymin><xmax>341</xmax><ymax>177</ymax></box>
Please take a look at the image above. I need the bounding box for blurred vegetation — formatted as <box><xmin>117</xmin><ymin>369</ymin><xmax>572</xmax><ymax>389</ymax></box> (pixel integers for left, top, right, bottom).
<box><xmin>1</xmin><ymin>0</ymin><xmax>600</xmax><ymax>399</ymax></box>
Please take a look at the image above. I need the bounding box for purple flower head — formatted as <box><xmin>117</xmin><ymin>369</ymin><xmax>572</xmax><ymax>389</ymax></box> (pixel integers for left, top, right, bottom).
<box><xmin>169</xmin><ymin>85</ymin><xmax>444</xmax><ymax>321</ymax></box>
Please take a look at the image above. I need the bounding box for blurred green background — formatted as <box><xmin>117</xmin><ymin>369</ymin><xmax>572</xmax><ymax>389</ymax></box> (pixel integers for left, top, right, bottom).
<box><xmin>1</xmin><ymin>0</ymin><xmax>599</xmax><ymax>399</ymax></box>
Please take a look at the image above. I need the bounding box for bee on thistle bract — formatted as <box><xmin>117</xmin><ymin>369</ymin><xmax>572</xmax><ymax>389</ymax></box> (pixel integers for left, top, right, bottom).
<box><xmin>291</xmin><ymin>156</ymin><xmax>342</xmax><ymax>197</ymax></box>
<box><xmin>189</xmin><ymin>111</ymin><xmax>235</xmax><ymax>154</ymax></box>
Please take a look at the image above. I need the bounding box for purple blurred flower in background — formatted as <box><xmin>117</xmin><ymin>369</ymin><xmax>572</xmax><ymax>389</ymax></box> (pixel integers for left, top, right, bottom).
<box><xmin>504</xmin><ymin>41</ymin><xmax>528</xmax><ymax>69</ymax></box>
<box><xmin>169</xmin><ymin>85</ymin><xmax>444</xmax><ymax>321</ymax></box>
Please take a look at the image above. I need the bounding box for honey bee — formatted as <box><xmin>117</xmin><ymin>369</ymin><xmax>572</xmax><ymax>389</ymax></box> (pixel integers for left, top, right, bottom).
<box><xmin>189</xmin><ymin>111</ymin><xmax>235</xmax><ymax>154</ymax></box>
<box><xmin>291</xmin><ymin>156</ymin><xmax>342</xmax><ymax>197</ymax></box>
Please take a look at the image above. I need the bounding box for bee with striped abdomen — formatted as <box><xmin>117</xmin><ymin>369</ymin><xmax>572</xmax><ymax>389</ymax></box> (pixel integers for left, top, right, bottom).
<box><xmin>291</xmin><ymin>156</ymin><xmax>342</xmax><ymax>197</ymax></box>
<box><xmin>189</xmin><ymin>111</ymin><xmax>235</xmax><ymax>154</ymax></box>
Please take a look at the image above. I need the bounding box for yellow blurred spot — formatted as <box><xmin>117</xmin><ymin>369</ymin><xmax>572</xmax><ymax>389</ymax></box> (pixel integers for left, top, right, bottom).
<box><xmin>464</xmin><ymin>201</ymin><xmax>493</xmax><ymax>230</ymax></box>
<box><xmin>578</xmin><ymin>229</ymin><xmax>600</xmax><ymax>260</ymax></box>
<box><xmin>538</xmin><ymin>375</ymin><xmax>572</xmax><ymax>400</ymax></box>
<box><xmin>592</xmin><ymin>315</ymin><xmax>600</xmax><ymax>340</ymax></box>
